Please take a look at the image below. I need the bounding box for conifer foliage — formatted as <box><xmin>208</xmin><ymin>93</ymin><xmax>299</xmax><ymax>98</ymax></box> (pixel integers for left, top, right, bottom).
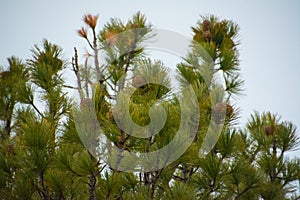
<box><xmin>0</xmin><ymin>12</ymin><xmax>299</xmax><ymax>200</ymax></box>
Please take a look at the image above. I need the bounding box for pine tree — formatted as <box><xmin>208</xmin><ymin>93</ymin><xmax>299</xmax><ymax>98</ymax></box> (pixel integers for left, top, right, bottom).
<box><xmin>0</xmin><ymin>12</ymin><xmax>299</xmax><ymax>200</ymax></box>
<box><xmin>0</xmin><ymin>40</ymin><xmax>71</xmax><ymax>199</ymax></box>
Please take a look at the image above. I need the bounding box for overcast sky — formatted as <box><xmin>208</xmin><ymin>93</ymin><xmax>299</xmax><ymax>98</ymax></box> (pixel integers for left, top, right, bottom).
<box><xmin>1</xmin><ymin>1</ymin><xmax>300</xmax><ymax>156</ymax></box>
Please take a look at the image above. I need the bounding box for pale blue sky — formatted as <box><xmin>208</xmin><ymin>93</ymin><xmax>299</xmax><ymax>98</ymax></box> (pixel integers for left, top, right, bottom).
<box><xmin>1</xmin><ymin>0</ymin><xmax>300</xmax><ymax>155</ymax></box>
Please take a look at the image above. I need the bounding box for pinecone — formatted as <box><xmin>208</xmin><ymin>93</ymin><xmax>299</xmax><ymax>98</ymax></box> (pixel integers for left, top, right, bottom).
<box><xmin>132</xmin><ymin>75</ymin><xmax>144</xmax><ymax>88</ymax></box>
<box><xmin>212</xmin><ymin>103</ymin><xmax>233</xmax><ymax>124</ymax></box>
<box><xmin>203</xmin><ymin>31</ymin><xmax>212</xmax><ymax>41</ymax></box>
<box><xmin>201</xmin><ymin>20</ymin><xmax>213</xmax><ymax>41</ymax></box>
<box><xmin>0</xmin><ymin>71</ymin><xmax>11</xmax><ymax>80</ymax></box>
<box><xmin>202</xmin><ymin>20</ymin><xmax>212</xmax><ymax>32</ymax></box>
<box><xmin>264</xmin><ymin>125</ymin><xmax>275</xmax><ymax>136</ymax></box>
<box><xmin>226</xmin><ymin>104</ymin><xmax>234</xmax><ymax>118</ymax></box>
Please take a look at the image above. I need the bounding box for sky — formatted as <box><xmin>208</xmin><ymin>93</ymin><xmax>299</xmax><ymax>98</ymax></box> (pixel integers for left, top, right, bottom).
<box><xmin>1</xmin><ymin>1</ymin><xmax>300</xmax><ymax>156</ymax></box>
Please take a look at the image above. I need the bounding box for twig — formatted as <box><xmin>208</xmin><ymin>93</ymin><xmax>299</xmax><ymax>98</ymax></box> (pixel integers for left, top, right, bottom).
<box><xmin>72</xmin><ymin>47</ymin><xmax>85</xmax><ymax>102</ymax></box>
<box><xmin>31</xmin><ymin>102</ymin><xmax>45</xmax><ymax>118</ymax></box>
<box><xmin>62</xmin><ymin>85</ymin><xmax>78</xmax><ymax>89</ymax></box>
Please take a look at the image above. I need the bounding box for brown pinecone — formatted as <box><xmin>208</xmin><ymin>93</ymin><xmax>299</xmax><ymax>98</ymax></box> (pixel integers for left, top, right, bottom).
<box><xmin>132</xmin><ymin>75</ymin><xmax>144</xmax><ymax>88</ymax></box>
<box><xmin>264</xmin><ymin>125</ymin><xmax>275</xmax><ymax>136</ymax></box>
<box><xmin>202</xmin><ymin>20</ymin><xmax>212</xmax><ymax>32</ymax></box>
<box><xmin>0</xmin><ymin>71</ymin><xmax>11</xmax><ymax>80</ymax></box>
<box><xmin>212</xmin><ymin>103</ymin><xmax>233</xmax><ymax>124</ymax></box>
<box><xmin>203</xmin><ymin>31</ymin><xmax>212</xmax><ymax>41</ymax></box>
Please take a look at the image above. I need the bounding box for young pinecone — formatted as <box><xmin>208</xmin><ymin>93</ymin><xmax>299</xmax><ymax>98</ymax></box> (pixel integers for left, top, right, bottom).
<box><xmin>201</xmin><ymin>20</ymin><xmax>213</xmax><ymax>41</ymax></box>
<box><xmin>0</xmin><ymin>71</ymin><xmax>11</xmax><ymax>80</ymax></box>
<box><xmin>203</xmin><ymin>32</ymin><xmax>212</xmax><ymax>41</ymax></box>
<box><xmin>212</xmin><ymin>103</ymin><xmax>233</xmax><ymax>124</ymax></box>
<box><xmin>202</xmin><ymin>20</ymin><xmax>212</xmax><ymax>32</ymax></box>
<box><xmin>132</xmin><ymin>75</ymin><xmax>144</xmax><ymax>88</ymax></box>
<box><xmin>264</xmin><ymin>125</ymin><xmax>275</xmax><ymax>136</ymax></box>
